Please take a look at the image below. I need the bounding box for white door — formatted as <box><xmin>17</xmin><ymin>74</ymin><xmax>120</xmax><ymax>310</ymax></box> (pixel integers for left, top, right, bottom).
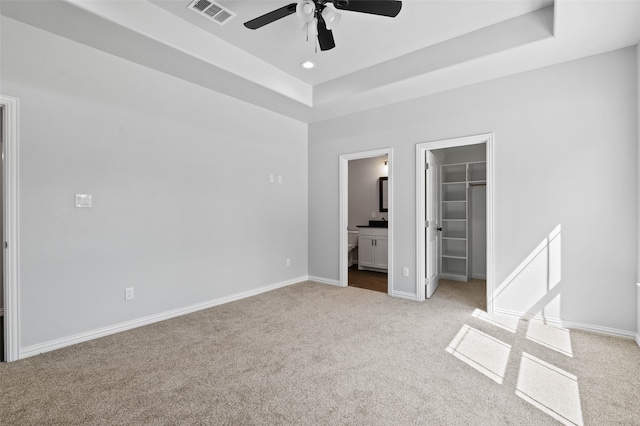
<box><xmin>425</xmin><ymin>151</ymin><xmax>440</xmax><ymax>298</ymax></box>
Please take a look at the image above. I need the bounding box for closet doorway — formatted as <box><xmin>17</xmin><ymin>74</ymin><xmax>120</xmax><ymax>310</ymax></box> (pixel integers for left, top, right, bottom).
<box><xmin>415</xmin><ymin>134</ymin><xmax>494</xmax><ymax>312</ymax></box>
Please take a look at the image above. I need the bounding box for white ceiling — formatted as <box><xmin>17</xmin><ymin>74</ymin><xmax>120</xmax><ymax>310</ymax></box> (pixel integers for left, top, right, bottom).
<box><xmin>151</xmin><ymin>0</ymin><xmax>553</xmax><ymax>85</ymax></box>
<box><xmin>2</xmin><ymin>1</ymin><xmax>640</xmax><ymax>123</ymax></box>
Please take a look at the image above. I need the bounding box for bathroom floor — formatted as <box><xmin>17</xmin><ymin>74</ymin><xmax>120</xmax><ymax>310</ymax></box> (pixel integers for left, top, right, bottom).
<box><xmin>348</xmin><ymin>265</ymin><xmax>388</xmax><ymax>293</ymax></box>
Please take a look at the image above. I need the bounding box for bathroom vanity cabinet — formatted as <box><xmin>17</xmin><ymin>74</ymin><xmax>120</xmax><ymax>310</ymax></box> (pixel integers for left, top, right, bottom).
<box><xmin>358</xmin><ymin>227</ymin><xmax>388</xmax><ymax>272</ymax></box>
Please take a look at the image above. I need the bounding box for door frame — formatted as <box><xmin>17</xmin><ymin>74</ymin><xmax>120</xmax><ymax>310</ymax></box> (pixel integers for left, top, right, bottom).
<box><xmin>339</xmin><ymin>148</ymin><xmax>393</xmax><ymax>295</ymax></box>
<box><xmin>1</xmin><ymin>94</ymin><xmax>20</xmax><ymax>362</ymax></box>
<box><xmin>415</xmin><ymin>134</ymin><xmax>494</xmax><ymax>312</ymax></box>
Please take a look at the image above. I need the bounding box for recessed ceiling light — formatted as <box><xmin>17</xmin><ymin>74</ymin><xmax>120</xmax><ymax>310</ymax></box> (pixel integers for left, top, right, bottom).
<box><xmin>300</xmin><ymin>61</ymin><xmax>315</xmax><ymax>69</ymax></box>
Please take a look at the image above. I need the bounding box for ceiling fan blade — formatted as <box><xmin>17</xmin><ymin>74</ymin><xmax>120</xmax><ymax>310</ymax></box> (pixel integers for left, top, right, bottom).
<box><xmin>334</xmin><ymin>0</ymin><xmax>402</xmax><ymax>17</ymax></box>
<box><xmin>244</xmin><ymin>3</ymin><xmax>297</xmax><ymax>30</ymax></box>
<box><xmin>317</xmin><ymin>15</ymin><xmax>336</xmax><ymax>51</ymax></box>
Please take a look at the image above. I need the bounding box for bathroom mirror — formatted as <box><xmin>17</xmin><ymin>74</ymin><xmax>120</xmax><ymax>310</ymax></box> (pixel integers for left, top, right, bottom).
<box><xmin>379</xmin><ymin>177</ymin><xmax>388</xmax><ymax>212</ymax></box>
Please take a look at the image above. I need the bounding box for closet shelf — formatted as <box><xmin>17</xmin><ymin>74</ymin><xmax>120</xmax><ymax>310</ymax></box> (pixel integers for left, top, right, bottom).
<box><xmin>440</xmin><ymin>160</ymin><xmax>486</xmax><ymax>282</ymax></box>
<box><xmin>442</xmin><ymin>254</ymin><xmax>466</xmax><ymax>260</ymax></box>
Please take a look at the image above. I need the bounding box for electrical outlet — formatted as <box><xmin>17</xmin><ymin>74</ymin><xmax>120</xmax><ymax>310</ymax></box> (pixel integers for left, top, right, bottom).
<box><xmin>125</xmin><ymin>287</ymin><xmax>134</xmax><ymax>300</ymax></box>
<box><xmin>286</xmin><ymin>258</ymin><xmax>291</xmax><ymax>267</ymax></box>
<box><xmin>278</xmin><ymin>175</ymin><xmax>283</xmax><ymax>184</ymax></box>
<box><xmin>402</xmin><ymin>267</ymin><xmax>409</xmax><ymax>277</ymax></box>
<box><xmin>269</xmin><ymin>174</ymin><xmax>275</xmax><ymax>183</ymax></box>
<box><xmin>371</xmin><ymin>211</ymin><xmax>376</xmax><ymax>218</ymax></box>
<box><xmin>75</xmin><ymin>194</ymin><xmax>92</xmax><ymax>208</ymax></box>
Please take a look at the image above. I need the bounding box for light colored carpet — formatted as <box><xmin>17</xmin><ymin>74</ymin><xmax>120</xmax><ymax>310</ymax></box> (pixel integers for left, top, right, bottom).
<box><xmin>1</xmin><ymin>280</ymin><xmax>639</xmax><ymax>425</ymax></box>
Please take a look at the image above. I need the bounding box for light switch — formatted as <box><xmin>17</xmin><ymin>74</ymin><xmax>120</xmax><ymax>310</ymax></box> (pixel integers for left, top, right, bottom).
<box><xmin>75</xmin><ymin>194</ymin><xmax>92</xmax><ymax>208</ymax></box>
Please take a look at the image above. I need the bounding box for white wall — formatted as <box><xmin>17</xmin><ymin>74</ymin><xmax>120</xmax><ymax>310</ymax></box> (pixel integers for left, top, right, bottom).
<box><xmin>348</xmin><ymin>156</ymin><xmax>388</xmax><ymax>229</ymax></box>
<box><xmin>309</xmin><ymin>47</ymin><xmax>638</xmax><ymax>334</ymax></box>
<box><xmin>637</xmin><ymin>43</ymin><xmax>640</xmax><ymax>344</ymax></box>
<box><xmin>0</xmin><ymin>109</ymin><xmax>3</xmax><ymax>314</ymax></box>
<box><xmin>0</xmin><ymin>17</ymin><xmax>308</xmax><ymax>349</ymax></box>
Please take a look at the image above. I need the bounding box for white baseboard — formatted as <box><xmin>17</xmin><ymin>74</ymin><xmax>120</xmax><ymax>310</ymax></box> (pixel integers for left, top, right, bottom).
<box><xmin>494</xmin><ymin>308</ymin><xmax>636</xmax><ymax>340</ymax></box>
<box><xmin>392</xmin><ymin>290</ymin><xmax>417</xmax><ymax>301</ymax></box>
<box><xmin>20</xmin><ymin>276</ymin><xmax>307</xmax><ymax>360</ymax></box>
<box><xmin>308</xmin><ymin>275</ymin><xmax>342</xmax><ymax>287</ymax></box>
<box><xmin>636</xmin><ymin>333</ymin><xmax>639</xmax><ymax>348</ymax></box>
<box><xmin>471</xmin><ymin>274</ymin><xmax>487</xmax><ymax>280</ymax></box>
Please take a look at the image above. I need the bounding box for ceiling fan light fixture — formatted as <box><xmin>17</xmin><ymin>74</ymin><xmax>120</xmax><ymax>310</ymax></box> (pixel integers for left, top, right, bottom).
<box><xmin>321</xmin><ymin>8</ymin><xmax>341</xmax><ymax>30</ymax></box>
<box><xmin>296</xmin><ymin>0</ymin><xmax>316</xmax><ymax>22</ymax></box>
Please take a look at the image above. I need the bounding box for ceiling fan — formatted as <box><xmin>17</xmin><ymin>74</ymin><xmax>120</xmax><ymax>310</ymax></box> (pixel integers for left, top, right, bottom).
<box><xmin>243</xmin><ymin>0</ymin><xmax>403</xmax><ymax>51</ymax></box>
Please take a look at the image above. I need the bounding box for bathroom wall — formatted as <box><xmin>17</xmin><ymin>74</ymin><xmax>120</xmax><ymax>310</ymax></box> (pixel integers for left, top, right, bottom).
<box><xmin>348</xmin><ymin>156</ymin><xmax>388</xmax><ymax>229</ymax></box>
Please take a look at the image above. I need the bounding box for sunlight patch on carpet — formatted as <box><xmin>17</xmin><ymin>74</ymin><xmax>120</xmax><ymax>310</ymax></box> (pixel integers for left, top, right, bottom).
<box><xmin>472</xmin><ymin>308</ymin><xmax>519</xmax><ymax>333</ymax></box>
<box><xmin>516</xmin><ymin>352</ymin><xmax>583</xmax><ymax>426</ymax></box>
<box><xmin>446</xmin><ymin>325</ymin><xmax>511</xmax><ymax>384</ymax></box>
<box><xmin>526</xmin><ymin>321</ymin><xmax>573</xmax><ymax>357</ymax></box>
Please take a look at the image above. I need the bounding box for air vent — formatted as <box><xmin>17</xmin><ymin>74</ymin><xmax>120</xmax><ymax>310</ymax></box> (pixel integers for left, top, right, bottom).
<box><xmin>187</xmin><ymin>0</ymin><xmax>236</xmax><ymax>25</ymax></box>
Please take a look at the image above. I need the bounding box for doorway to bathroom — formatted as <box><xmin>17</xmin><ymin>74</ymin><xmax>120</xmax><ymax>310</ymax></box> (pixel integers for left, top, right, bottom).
<box><xmin>347</xmin><ymin>155</ymin><xmax>388</xmax><ymax>293</ymax></box>
<box><xmin>339</xmin><ymin>149</ymin><xmax>393</xmax><ymax>295</ymax></box>
<box><xmin>415</xmin><ymin>134</ymin><xmax>494</xmax><ymax>312</ymax></box>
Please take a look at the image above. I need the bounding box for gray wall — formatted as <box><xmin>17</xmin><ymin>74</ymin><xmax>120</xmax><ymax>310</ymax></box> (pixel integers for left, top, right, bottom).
<box><xmin>0</xmin><ymin>107</ymin><xmax>3</xmax><ymax>313</ymax></box>
<box><xmin>1</xmin><ymin>17</ymin><xmax>308</xmax><ymax>348</ymax></box>
<box><xmin>309</xmin><ymin>47</ymin><xmax>638</xmax><ymax>333</ymax></box>
<box><xmin>348</xmin><ymin>156</ymin><xmax>388</xmax><ymax>229</ymax></box>
<box><xmin>637</xmin><ymin>43</ymin><xmax>640</xmax><ymax>342</ymax></box>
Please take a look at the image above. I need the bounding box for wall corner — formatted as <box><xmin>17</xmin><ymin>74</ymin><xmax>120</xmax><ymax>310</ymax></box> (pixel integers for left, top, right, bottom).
<box><xmin>637</xmin><ymin>43</ymin><xmax>640</xmax><ymax>345</ymax></box>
